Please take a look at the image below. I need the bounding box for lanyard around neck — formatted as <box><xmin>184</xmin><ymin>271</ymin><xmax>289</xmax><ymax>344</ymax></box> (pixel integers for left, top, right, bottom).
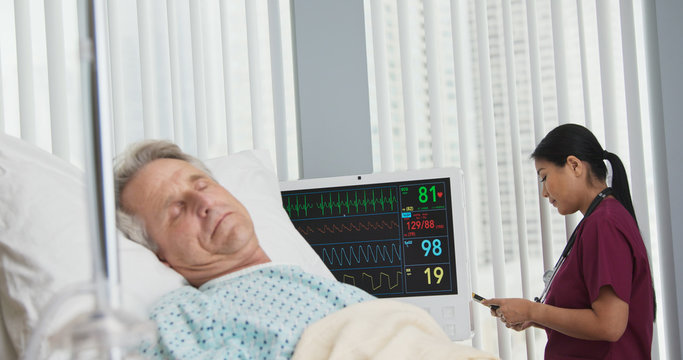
<box><xmin>534</xmin><ymin>187</ymin><xmax>613</xmax><ymax>303</ymax></box>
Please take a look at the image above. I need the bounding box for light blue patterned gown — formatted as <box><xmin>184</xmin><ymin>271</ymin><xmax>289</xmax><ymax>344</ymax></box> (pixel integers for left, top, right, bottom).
<box><xmin>140</xmin><ymin>263</ymin><xmax>374</xmax><ymax>359</ymax></box>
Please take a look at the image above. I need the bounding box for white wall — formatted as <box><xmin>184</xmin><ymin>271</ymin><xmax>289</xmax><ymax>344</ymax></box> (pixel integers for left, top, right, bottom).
<box><xmin>653</xmin><ymin>0</ymin><xmax>683</xmax><ymax>357</ymax></box>
<box><xmin>290</xmin><ymin>0</ymin><xmax>373</xmax><ymax>179</ymax></box>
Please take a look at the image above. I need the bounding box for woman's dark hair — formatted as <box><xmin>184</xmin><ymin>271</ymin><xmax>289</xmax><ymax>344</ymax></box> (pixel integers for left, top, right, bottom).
<box><xmin>531</xmin><ymin>123</ymin><xmax>637</xmax><ymax>225</ymax></box>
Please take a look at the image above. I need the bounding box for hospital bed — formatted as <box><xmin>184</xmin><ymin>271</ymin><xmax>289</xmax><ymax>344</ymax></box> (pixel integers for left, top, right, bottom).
<box><xmin>0</xmin><ymin>132</ymin><xmax>327</xmax><ymax>358</ymax></box>
<box><xmin>0</xmin><ymin>133</ymin><xmax>496</xmax><ymax>359</ymax></box>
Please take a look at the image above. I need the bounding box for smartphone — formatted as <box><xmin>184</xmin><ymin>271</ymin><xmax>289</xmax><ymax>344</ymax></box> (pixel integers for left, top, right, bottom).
<box><xmin>472</xmin><ymin>292</ymin><xmax>499</xmax><ymax>310</ymax></box>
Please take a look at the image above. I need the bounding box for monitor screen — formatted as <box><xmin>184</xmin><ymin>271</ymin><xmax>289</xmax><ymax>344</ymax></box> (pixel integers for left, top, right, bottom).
<box><xmin>280</xmin><ymin>168</ymin><xmax>472</xmax><ymax>340</ymax></box>
<box><xmin>281</xmin><ymin>178</ymin><xmax>457</xmax><ymax>298</ymax></box>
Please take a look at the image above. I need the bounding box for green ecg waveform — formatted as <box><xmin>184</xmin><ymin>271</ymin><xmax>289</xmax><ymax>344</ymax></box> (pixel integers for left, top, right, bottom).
<box><xmin>284</xmin><ymin>188</ymin><xmax>398</xmax><ymax>218</ymax></box>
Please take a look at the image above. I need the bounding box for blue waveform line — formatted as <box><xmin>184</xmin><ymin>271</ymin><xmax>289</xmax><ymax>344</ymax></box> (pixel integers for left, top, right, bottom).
<box><xmin>321</xmin><ymin>243</ymin><xmax>402</xmax><ymax>267</ymax></box>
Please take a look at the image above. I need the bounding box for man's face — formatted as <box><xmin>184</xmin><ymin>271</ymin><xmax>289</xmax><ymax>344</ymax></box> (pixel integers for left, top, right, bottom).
<box><xmin>121</xmin><ymin>158</ymin><xmax>261</xmax><ymax>285</ymax></box>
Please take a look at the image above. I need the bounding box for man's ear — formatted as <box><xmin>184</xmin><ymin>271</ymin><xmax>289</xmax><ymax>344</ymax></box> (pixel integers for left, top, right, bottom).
<box><xmin>565</xmin><ymin>155</ymin><xmax>584</xmax><ymax>176</ymax></box>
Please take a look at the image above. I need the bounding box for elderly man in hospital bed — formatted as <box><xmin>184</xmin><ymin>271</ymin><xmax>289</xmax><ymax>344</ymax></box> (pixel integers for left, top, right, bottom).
<box><xmin>114</xmin><ymin>140</ymin><xmax>497</xmax><ymax>360</ymax></box>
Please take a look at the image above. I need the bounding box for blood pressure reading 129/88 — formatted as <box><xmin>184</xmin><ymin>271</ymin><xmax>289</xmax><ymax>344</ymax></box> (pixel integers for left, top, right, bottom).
<box><xmin>281</xmin><ymin>178</ymin><xmax>458</xmax><ymax>298</ymax></box>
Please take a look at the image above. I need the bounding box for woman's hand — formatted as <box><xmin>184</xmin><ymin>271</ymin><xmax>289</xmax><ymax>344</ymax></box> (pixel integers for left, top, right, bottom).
<box><xmin>509</xmin><ymin>321</ymin><xmax>534</xmax><ymax>331</ymax></box>
<box><xmin>481</xmin><ymin>286</ymin><xmax>628</xmax><ymax>341</ymax></box>
<box><xmin>482</xmin><ymin>298</ymin><xmax>536</xmax><ymax>328</ymax></box>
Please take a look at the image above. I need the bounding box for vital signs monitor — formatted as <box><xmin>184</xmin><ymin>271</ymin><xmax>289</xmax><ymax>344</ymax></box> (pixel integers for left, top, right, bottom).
<box><xmin>280</xmin><ymin>168</ymin><xmax>472</xmax><ymax>340</ymax></box>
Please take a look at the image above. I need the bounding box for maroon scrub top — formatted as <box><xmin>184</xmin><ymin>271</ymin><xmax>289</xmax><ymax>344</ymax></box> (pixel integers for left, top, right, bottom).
<box><xmin>544</xmin><ymin>198</ymin><xmax>654</xmax><ymax>359</ymax></box>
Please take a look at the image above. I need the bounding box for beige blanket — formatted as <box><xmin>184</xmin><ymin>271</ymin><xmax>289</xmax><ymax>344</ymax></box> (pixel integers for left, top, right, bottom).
<box><xmin>292</xmin><ymin>299</ymin><xmax>499</xmax><ymax>360</ymax></box>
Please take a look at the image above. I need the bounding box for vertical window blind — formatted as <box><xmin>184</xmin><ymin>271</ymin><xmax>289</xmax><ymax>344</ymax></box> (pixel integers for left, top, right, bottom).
<box><xmin>0</xmin><ymin>0</ymin><xmax>671</xmax><ymax>359</ymax></box>
<box><xmin>0</xmin><ymin>0</ymin><xmax>298</xmax><ymax>179</ymax></box>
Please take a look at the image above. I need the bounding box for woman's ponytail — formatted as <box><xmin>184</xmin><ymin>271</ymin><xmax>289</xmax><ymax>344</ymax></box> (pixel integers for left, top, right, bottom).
<box><xmin>603</xmin><ymin>150</ymin><xmax>638</xmax><ymax>225</ymax></box>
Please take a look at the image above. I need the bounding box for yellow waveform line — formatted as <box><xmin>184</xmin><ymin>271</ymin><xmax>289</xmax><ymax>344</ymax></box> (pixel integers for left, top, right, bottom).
<box><xmin>342</xmin><ymin>271</ymin><xmax>401</xmax><ymax>290</ymax></box>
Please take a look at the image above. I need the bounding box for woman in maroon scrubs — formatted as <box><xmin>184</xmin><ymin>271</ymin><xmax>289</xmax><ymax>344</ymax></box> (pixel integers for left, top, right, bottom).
<box><xmin>484</xmin><ymin>124</ymin><xmax>655</xmax><ymax>359</ymax></box>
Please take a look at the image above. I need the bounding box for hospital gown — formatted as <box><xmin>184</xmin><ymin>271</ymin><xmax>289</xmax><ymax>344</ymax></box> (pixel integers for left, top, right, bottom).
<box><xmin>141</xmin><ymin>263</ymin><xmax>374</xmax><ymax>359</ymax></box>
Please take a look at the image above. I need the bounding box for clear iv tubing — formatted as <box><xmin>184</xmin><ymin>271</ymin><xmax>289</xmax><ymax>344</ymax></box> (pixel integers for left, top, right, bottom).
<box><xmin>22</xmin><ymin>282</ymin><xmax>95</xmax><ymax>360</ymax></box>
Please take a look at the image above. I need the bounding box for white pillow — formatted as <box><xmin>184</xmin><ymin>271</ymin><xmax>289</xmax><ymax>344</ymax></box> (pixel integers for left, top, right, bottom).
<box><xmin>0</xmin><ymin>133</ymin><xmax>331</xmax><ymax>358</ymax></box>
<box><xmin>0</xmin><ymin>133</ymin><xmax>92</xmax><ymax>358</ymax></box>
<box><xmin>120</xmin><ymin>150</ymin><xmax>333</xmax><ymax>314</ymax></box>
<box><xmin>204</xmin><ymin>150</ymin><xmax>331</xmax><ymax>279</ymax></box>
<box><xmin>0</xmin><ymin>297</ymin><xmax>18</xmax><ymax>360</ymax></box>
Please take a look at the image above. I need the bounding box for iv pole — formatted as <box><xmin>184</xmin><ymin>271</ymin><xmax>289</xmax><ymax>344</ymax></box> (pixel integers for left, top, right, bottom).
<box><xmin>80</xmin><ymin>0</ymin><xmax>119</xmax><ymax>316</ymax></box>
<box><xmin>50</xmin><ymin>0</ymin><xmax>155</xmax><ymax>356</ymax></box>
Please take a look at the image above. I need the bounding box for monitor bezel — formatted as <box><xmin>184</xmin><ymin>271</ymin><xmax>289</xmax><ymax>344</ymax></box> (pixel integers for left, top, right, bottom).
<box><xmin>280</xmin><ymin>168</ymin><xmax>472</xmax><ymax>340</ymax></box>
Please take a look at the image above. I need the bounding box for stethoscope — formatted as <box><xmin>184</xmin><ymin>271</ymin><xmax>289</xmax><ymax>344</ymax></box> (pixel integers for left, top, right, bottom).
<box><xmin>534</xmin><ymin>187</ymin><xmax>613</xmax><ymax>304</ymax></box>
